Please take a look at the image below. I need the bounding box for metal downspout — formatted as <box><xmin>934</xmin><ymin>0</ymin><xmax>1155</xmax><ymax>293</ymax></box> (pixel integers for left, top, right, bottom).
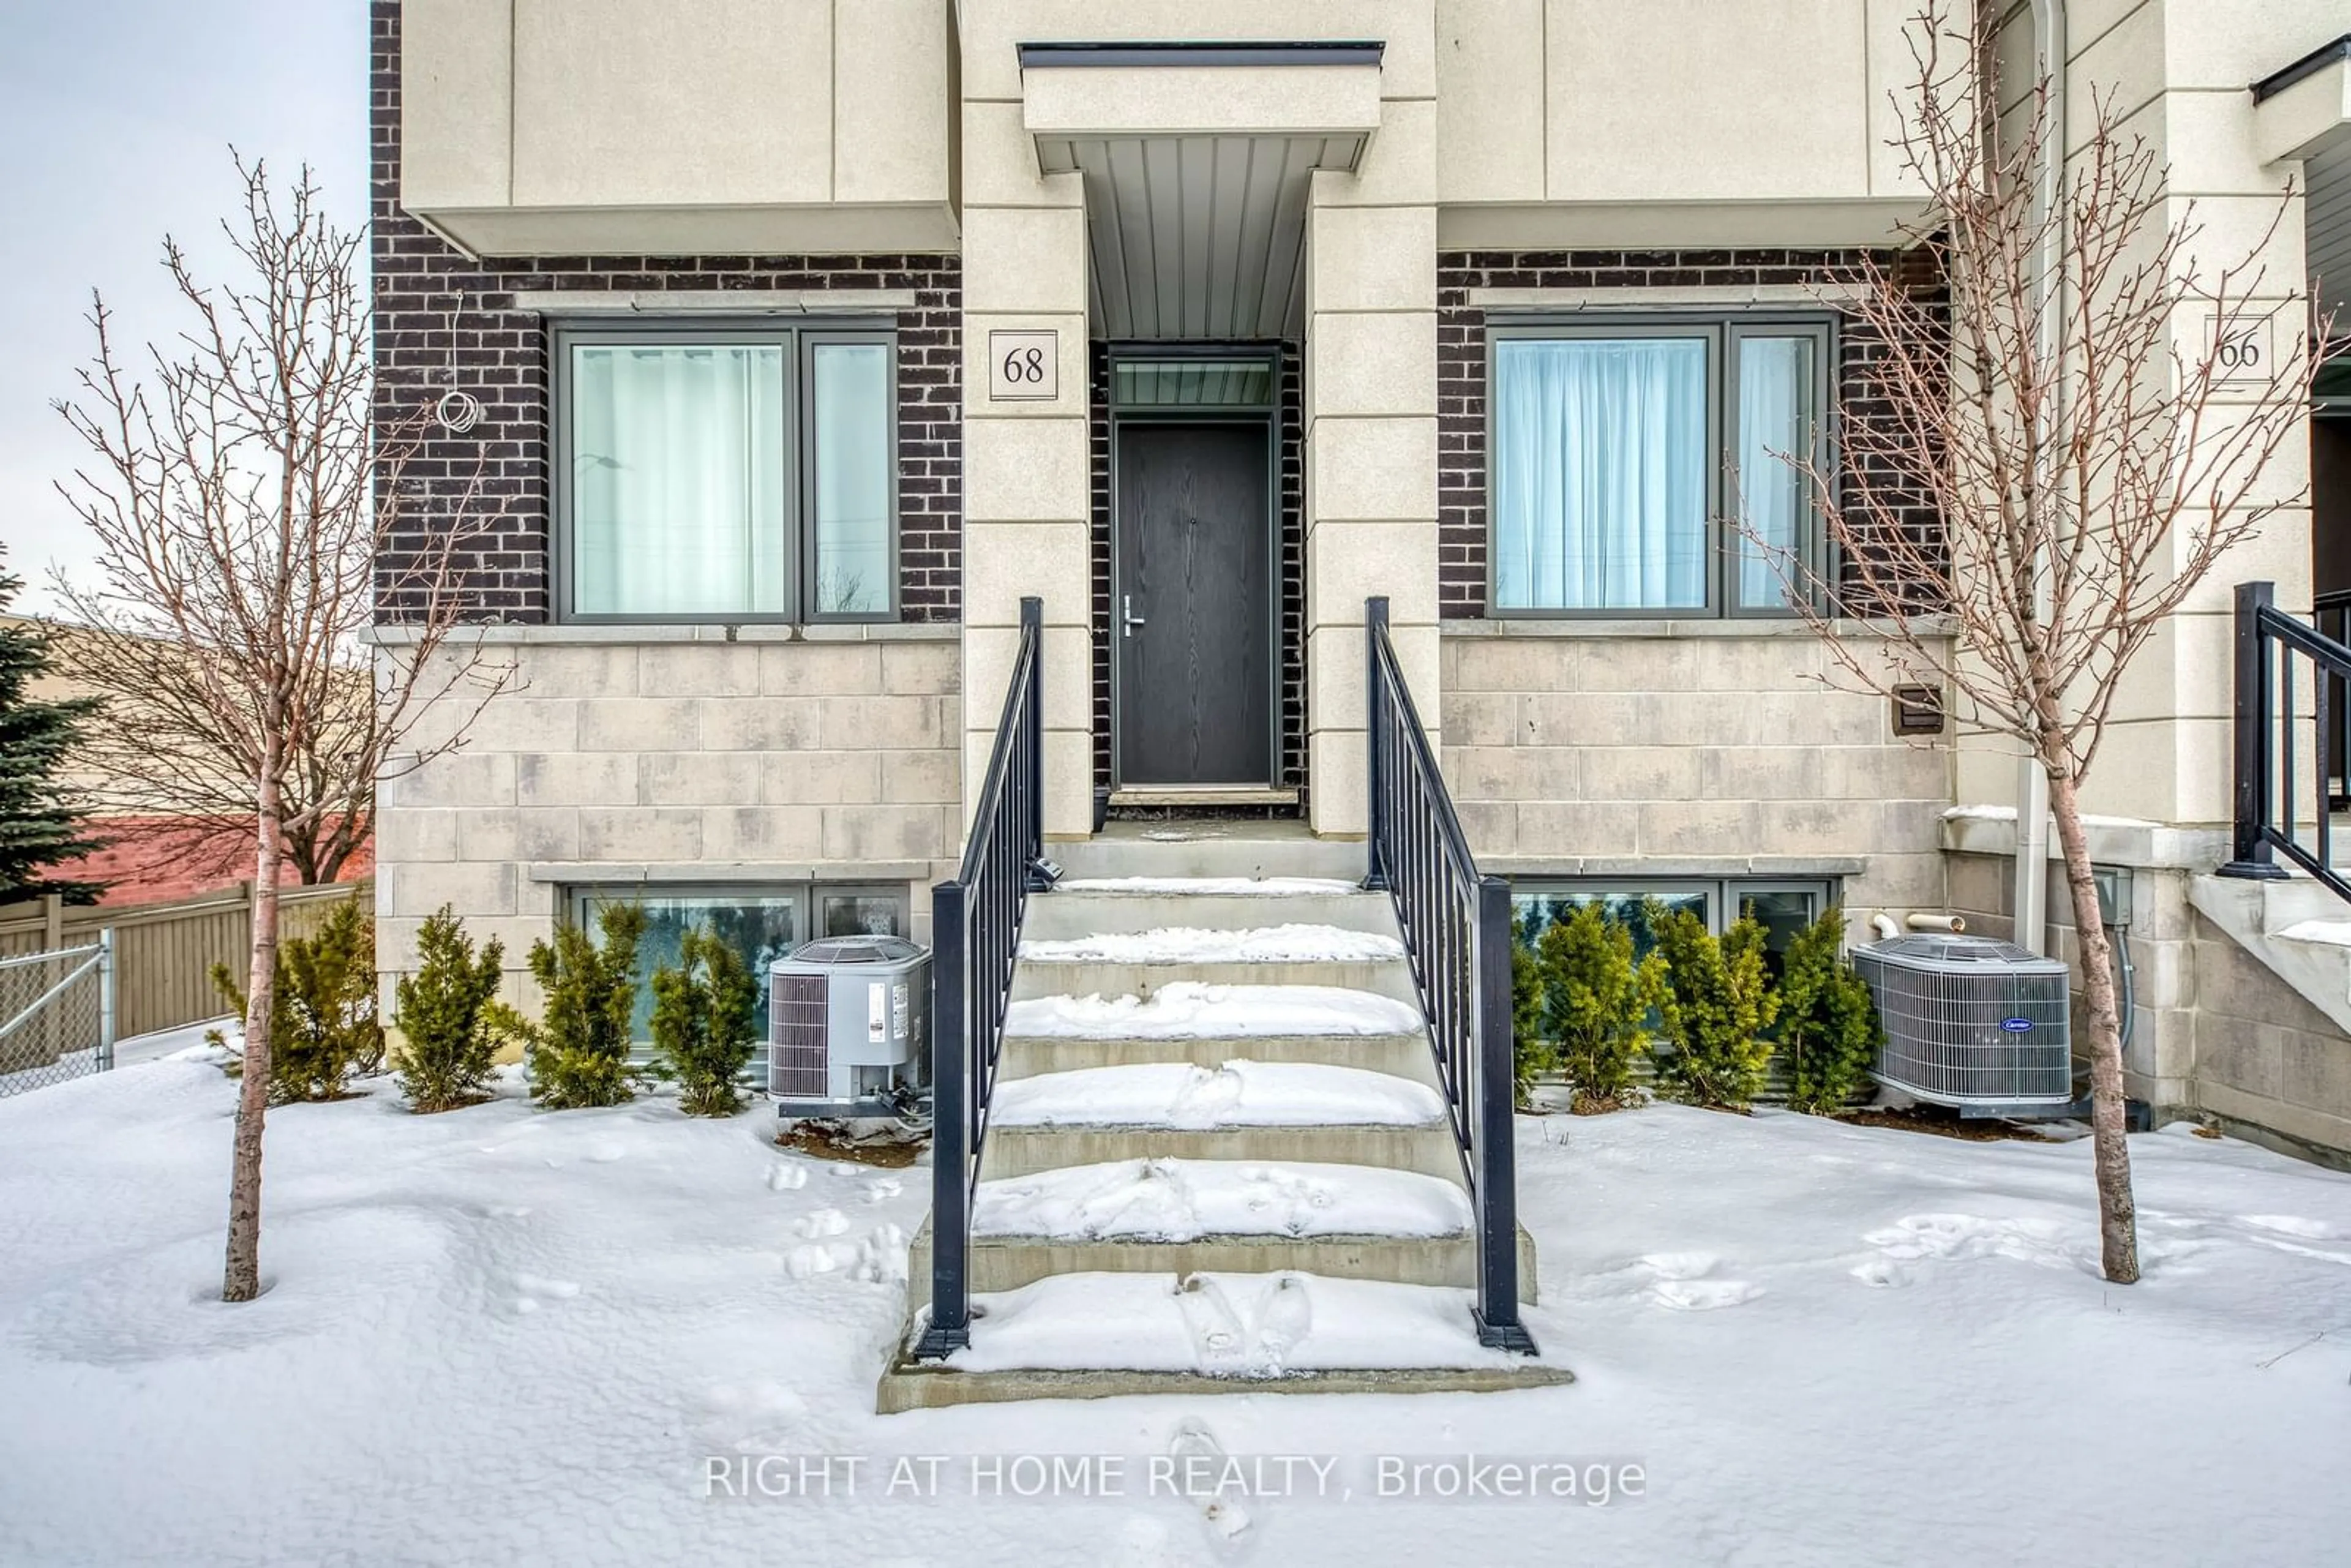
<box><xmin>2014</xmin><ymin>0</ymin><xmax>2066</xmax><ymax>954</ymax></box>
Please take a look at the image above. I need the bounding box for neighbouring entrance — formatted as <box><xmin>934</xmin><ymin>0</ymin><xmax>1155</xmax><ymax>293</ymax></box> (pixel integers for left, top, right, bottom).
<box><xmin>1113</xmin><ymin>419</ymin><xmax>1275</xmax><ymax>787</ymax></box>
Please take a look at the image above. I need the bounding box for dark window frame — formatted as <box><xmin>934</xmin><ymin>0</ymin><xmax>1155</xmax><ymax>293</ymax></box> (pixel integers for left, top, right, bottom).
<box><xmin>550</xmin><ymin>318</ymin><xmax>900</xmax><ymax>626</ymax></box>
<box><xmin>1484</xmin><ymin>312</ymin><xmax>1839</xmax><ymax>620</ymax></box>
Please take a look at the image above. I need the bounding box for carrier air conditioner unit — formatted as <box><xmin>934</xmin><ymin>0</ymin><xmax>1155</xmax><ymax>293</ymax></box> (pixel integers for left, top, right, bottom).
<box><xmin>1853</xmin><ymin>934</ymin><xmax>2073</xmax><ymax>1110</ymax></box>
<box><xmin>767</xmin><ymin>935</ymin><xmax>929</xmax><ymax>1114</ymax></box>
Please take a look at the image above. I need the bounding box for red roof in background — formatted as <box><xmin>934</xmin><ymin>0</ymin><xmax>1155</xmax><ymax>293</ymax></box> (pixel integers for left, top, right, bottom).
<box><xmin>53</xmin><ymin>817</ymin><xmax>373</xmax><ymax>906</ymax></box>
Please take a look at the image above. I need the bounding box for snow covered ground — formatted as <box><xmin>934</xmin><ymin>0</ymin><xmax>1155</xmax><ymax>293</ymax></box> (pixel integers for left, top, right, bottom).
<box><xmin>5</xmin><ymin>1059</ymin><xmax>2350</xmax><ymax>1566</ymax></box>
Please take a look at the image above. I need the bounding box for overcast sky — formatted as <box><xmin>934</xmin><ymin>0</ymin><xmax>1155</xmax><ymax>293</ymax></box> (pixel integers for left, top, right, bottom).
<box><xmin>0</xmin><ymin>1</ymin><xmax>363</xmax><ymax>614</ymax></box>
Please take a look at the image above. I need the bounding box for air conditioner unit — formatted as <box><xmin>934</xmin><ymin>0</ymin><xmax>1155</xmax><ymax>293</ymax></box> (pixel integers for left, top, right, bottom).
<box><xmin>1853</xmin><ymin>934</ymin><xmax>2073</xmax><ymax>1110</ymax></box>
<box><xmin>767</xmin><ymin>936</ymin><xmax>929</xmax><ymax>1114</ymax></box>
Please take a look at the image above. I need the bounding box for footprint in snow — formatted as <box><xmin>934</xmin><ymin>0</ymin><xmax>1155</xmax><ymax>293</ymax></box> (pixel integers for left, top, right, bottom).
<box><xmin>1174</xmin><ymin>1274</ymin><xmax>1248</xmax><ymax>1366</ymax></box>
<box><xmin>863</xmin><ymin>1176</ymin><xmax>904</xmax><ymax>1204</ymax></box>
<box><xmin>1850</xmin><ymin>1258</ymin><xmax>1913</xmax><ymax>1288</ymax></box>
<box><xmin>765</xmin><ymin>1163</ymin><xmax>809</xmax><ymax>1192</ymax></box>
<box><xmin>513</xmin><ymin>1273</ymin><xmax>582</xmax><ymax>1313</ymax></box>
<box><xmin>1651</xmin><ymin>1277</ymin><xmax>1765</xmax><ymax>1311</ymax></box>
<box><xmin>794</xmin><ymin>1208</ymin><xmax>851</xmax><ymax>1239</ymax></box>
<box><xmin>1251</xmin><ymin>1274</ymin><xmax>1314</xmax><ymax>1364</ymax></box>
<box><xmin>850</xmin><ymin>1225</ymin><xmax>909</xmax><ymax>1285</ymax></box>
<box><xmin>786</xmin><ymin>1244</ymin><xmax>849</xmax><ymax>1280</ymax></box>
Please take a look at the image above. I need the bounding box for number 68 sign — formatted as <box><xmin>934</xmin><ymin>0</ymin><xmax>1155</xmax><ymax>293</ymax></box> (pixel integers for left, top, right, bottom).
<box><xmin>988</xmin><ymin>329</ymin><xmax>1060</xmax><ymax>402</ymax></box>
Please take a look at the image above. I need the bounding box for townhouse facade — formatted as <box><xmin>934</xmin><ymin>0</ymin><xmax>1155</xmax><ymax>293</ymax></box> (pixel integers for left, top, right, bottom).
<box><xmin>372</xmin><ymin>1</ymin><xmax>2351</xmax><ymax>1162</ymax></box>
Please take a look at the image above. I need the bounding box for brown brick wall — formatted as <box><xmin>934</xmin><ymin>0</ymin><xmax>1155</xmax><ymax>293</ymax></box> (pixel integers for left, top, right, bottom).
<box><xmin>1437</xmin><ymin>247</ymin><xmax>1943</xmax><ymax>618</ymax></box>
<box><xmin>369</xmin><ymin>0</ymin><xmax>960</xmax><ymax>625</ymax></box>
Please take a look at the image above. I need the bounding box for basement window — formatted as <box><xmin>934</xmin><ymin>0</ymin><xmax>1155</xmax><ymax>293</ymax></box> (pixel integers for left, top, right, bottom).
<box><xmin>1510</xmin><ymin>879</ymin><xmax>1832</xmax><ymax>986</ymax></box>
<box><xmin>1487</xmin><ymin>317</ymin><xmax>1832</xmax><ymax>617</ymax></box>
<box><xmin>568</xmin><ymin>883</ymin><xmax>908</xmax><ymax>1051</ymax></box>
<box><xmin>555</xmin><ymin>324</ymin><xmax>896</xmax><ymax>623</ymax></box>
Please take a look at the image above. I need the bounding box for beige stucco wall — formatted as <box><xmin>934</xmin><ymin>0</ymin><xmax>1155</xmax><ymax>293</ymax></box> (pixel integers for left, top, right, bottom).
<box><xmin>400</xmin><ymin>0</ymin><xmax>958</xmax><ymax>254</ymax></box>
<box><xmin>373</xmin><ymin>630</ymin><xmax>961</xmax><ymax>1006</ymax></box>
<box><xmin>1441</xmin><ymin>627</ymin><xmax>1954</xmax><ymax>927</ymax></box>
<box><xmin>1954</xmin><ymin>0</ymin><xmax>2337</xmax><ymax>829</ymax></box>
<box><xmin>1433</xmin><ymin>0</ymin><xmax>1937</xmax><ymax>249</ymax></box>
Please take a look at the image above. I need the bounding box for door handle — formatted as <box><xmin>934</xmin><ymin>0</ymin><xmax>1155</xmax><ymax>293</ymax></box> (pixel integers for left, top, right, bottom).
<box><xmin>1122</xmin><ymin>593</ymin><xmax>1147</xmax><ymax>639</ymax></box>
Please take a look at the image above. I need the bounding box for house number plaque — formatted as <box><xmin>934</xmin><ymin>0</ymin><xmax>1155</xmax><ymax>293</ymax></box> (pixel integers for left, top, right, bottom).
<box><xmin>988</xmin><ymin>329</ymin><xmax>1059</xmax><ymax>402</ymax></box>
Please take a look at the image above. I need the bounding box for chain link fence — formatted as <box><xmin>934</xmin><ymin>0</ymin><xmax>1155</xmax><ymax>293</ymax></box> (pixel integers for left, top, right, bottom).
<box><xmin>0</xmin><ymin>939</ymin><xmax>115</xmax><ymax>1099</ymax></box>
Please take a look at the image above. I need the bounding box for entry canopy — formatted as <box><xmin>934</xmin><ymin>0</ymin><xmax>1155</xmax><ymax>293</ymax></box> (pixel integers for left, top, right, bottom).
<box><xmin>1020</xmin><ymin>41</ymin><xmax>1385</xmax><ymax>340</ymax></box>
<box><xmin>2252</xmin><ymin>34</ymin><xmax>2351</xmax><ymax>324</ymax></box>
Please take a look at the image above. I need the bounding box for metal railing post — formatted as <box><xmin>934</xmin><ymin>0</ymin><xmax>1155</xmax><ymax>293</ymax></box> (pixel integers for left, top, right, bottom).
<box><xmin>2221</xmin><ymin>580</ymin><xmax>2288</xmax><ymax>879</ymax></box>
<box><xmin>1020</xmin><ymin>596</ymin><xmax>1049</xmax><ymax>890</ymax></box>
<box><xmin>97</xmin><ymin>928</ymin><xmax>115</xmax><ymax>1073</ymax></box>
<box><xmin>1363</xmin><ymin>597</ymin><xmax>1390</xmax><ymax>892</ymax></box>
<box><xmin>1471</xmin><ymin>874</ymin><xmax>1535</xmax><ymax>1352</ymax></box>
<box><xmin>915</xmin><ymin>879</ymin><xmax>970</xmax><ymax>1356</ymax></box>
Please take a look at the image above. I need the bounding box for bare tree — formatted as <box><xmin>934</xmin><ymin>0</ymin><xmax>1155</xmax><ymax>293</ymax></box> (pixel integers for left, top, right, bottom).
<box><xmin>1760</xmin><ymin>5</ymin><xmax>2319</xmax><ymax>1283</ymax></box>
<box><xmin>51</xmin><ymin>154</ymin><xmax>508</xmax><ymax>1302</ymax></box>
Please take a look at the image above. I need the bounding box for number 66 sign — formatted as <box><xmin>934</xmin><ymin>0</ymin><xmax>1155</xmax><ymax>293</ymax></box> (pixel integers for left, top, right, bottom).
<box><xmin>2207</xmin><ymin>312</ymin><xmax>2274</xmax><ymax>385</ymax></box>
<box><xmin>988</xmin><ymin>329</ymin><xmax>1059</xmax><ymax>402</ymax></box>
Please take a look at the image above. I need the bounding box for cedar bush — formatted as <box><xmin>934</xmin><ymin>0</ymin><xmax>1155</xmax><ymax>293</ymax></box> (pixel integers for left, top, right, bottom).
<box><xmin>209</xmin><ymin>892</ymin><xmax>384</xmax><ymax>1103</ymax></box>
<box><xmin>1510</xmin><ymin>937</ymin><xmax>1553</xmax><ymax>1103</ymax></box>
<box><xmin>648</xmin><ymin>925</ymin><xmax>759</xmax><ymax>1116</ymax></box>
<box><xmin>392</xmin><ymin>906</ymin><xmax>520</xmax><ymax>1112</ymax></box>
<box><xmin>1777</xmin><ymin>906</ymin><xmax>1884</xmax><ymax>1114</ymax></box>
<box><xmin>1648</xmin><ymin>902</ymin><xmax>1779</xmax><ymax>1109</ymax></box>
<box><xmin>522</xmin><ymin>901</ymin><xmax>647</xmax><ymax>1109</ymax></box>
<box><xmin>1537</xmin><ymin>903</ymin><xmax>1665</xmax><ymax>1112</ymax></box>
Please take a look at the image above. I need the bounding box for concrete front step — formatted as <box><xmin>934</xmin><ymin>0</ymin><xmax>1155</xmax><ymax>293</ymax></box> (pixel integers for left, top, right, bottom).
<box><xmin>877</xmin><ymin>1357</ymin><xmax>1573</xmax><ymax>1412</ymax></box>
<box><xmin>1010</xmin><ymin>955</ymin><xmax>1417</xmax><ymax>1001</ymax></box>
<box><xmin>980</xmin><ymin>1120</ymin><xmax>1463</xmax><ymax>1180</ymax></box>
<box><xmin>876</xmin><ymin>1269</ymin><xmax>1566</xmax><ymax>1412</ymax></box>
<box><xmin>1051</xmin><ymin>822</ymin><xmax>1365</xmax><ymax>882</ymax></box>
<box><xmin>910</xmin><ymin>1217</ymin><xmax>1528</xmax><ymax>1301</ymax></box>
<box><xmin>1022</xmin><ymin>888</ymin><xmax>1400</xmax><ymax>940</ymax></box>
<box><xmin>997</xmin><ymin>1029</ymin><xmax>1435</xmax><ymax>1084</ymax></box>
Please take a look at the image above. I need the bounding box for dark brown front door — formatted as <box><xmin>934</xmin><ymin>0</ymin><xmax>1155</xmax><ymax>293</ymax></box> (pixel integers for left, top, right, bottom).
<box><xmin>1114</xmin><ymin>422</ymin><xmax>1273</xmax><ymax>786</ymax></box>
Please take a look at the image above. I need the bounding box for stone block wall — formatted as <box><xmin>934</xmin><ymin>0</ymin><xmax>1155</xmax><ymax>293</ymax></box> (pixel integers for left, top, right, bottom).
<box><xmin>1442</xmin><ymin>626</ymin><xmax>1952</xmax><ymax>920</ymax></box>
<box><xmin>376</xmin><ymin>630</ymin><xmax>961</xmax><ymax>1004</ymax></box>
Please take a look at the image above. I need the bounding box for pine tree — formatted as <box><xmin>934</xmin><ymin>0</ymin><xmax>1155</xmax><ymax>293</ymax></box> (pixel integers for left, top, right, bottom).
<box><xmin>522</xmin><ymin>901</ymin><xmax>647</xmax><ymax>1109</ymax></box>
<box><xmin>0</xmin><ymin>553</ymin><xmax>104</xmax><ymax>903</ymax></box>
<box><xmin>1777</xmin><ymin>907</ymin><xmax>1884</xmax><ymax>1115</ymax></box>
<box><xmin>1538</xmin><ymin>903</ymin><xmax>1666</xmax><ymax>1112</ymax></box>
<box><xmin>1649</xmin><ymin>903</ymin><xmax>1779</xmax><ymax>1110</ymax></box>
<box><xmin>209</xmin><ymin>893</ymin><xmax>384</xmax><ymax>1102</ymax></box>
<box><xmin>649</xmin><ymin>925</ymin><xmax>759</xmax><ymax>1117</ymax></box>
<box><xmin>392</xmin><ymin>906</ymin><xmax>520</xmax><ymax>1112</ymax></box>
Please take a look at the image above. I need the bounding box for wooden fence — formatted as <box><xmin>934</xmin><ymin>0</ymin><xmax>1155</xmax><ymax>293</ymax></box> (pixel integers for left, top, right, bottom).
<box><xmin>0</xmin><ymin>880</ymin><xmax>374</xmax><ymax>1040</ymax></box>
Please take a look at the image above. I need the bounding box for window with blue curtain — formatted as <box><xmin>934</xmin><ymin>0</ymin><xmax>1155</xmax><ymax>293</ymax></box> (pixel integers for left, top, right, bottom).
<box><xmin>560</xmin><ymin>326</ymin><xmax>896</xmax><ymax>623</ymax></box>
<box><xmin>1489</xmin><ymin>318</ymin><xmax>1829</xmax><ymax>615</ymax></box>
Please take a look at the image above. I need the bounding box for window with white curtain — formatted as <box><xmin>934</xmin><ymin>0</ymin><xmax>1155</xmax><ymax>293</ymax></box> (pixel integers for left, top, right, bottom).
<box><xmin>558</xmin><ymin>326</ymin><xmax>896</xmax><ymax>621</ymax></box>
<box><xmin>1488</xmin><ymin>318</ymin><xmax>1831</xmax><ymax>616</ymax></box>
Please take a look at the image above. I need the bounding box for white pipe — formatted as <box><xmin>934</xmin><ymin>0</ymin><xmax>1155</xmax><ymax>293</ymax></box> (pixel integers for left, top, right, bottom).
<box><xmin>2012</xmin><ymin>0</ymin><xmax>2066</xmax><ymax>956</ymax></box>
<box><xmin>1906</xmin><ymin>912</ymin><xmax>1968</xmax><ymax>933</ymax></box>
<box><xmin>1870</xmin><ymin>912</ymin><xmax>1902</xmax><ymax>942</ymax></box>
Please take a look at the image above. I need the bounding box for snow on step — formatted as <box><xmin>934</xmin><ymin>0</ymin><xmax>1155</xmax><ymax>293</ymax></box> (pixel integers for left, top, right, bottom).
<box><xmin>944</xmin><ymin>1270</ymin><xmax>1535</xmax><ymax>1376</ymax></box>
<box><xmin>990</xmin><ymin>1060</ymin><xmax>1445</xmax><ymax>1130</ymax></box>
<box><xmin>1054</xmin><ymin>876</ymin><xmax>1364</xmax><ymax>897</ymax></box>
<box><xmin>972</xmin><ymin>1158</ymin><xmax>1472</xmax><ymax>1242</ymax></box>
<box><xmin>1020</xmin><ymin>924</ymin><xmax>1404</xmax><ymax>964</ymax></box>
<box><xmin>1004</xmin><ymin>982</ymin><xmax>1421</xmax><ymax>1040</ymax></box>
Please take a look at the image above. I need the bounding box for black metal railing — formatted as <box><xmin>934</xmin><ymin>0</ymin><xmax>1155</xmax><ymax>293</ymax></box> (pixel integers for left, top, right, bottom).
<box><xmin>2318</xmin><ymin>588</ymin><xmax>2351</xmax><ymax>811</ymax></box>
<box><xmin>1363</xmin><ymin>596</ymin><xmax>1537</xmax><ymax>1354</ymax></box>
<box><xmin>913</xmin><ymin>596</ymin><xmax>1048</xmax><ymax>1359</ymax></box>
<box><xmin>2221</xmin><ymin>580</ymin><xmax>2351</xmax><ymax>902</ymax></box>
